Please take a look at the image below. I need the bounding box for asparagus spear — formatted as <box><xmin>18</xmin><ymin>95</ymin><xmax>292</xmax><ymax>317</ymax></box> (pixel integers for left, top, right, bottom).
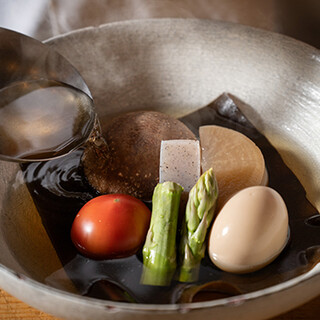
<box><xmin>179</xmin><ymin>168</ymin><xmax>218</xmax><ymax>282</ymax></box>
<box><xmin>141</xmin><ymin>181</ymin><xmax>183</xmax><ymax>286</ymax></box>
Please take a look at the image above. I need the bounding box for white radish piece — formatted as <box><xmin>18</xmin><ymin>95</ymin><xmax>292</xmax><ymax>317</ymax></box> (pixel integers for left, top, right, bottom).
<box><xmin>200</xmin><ymin>125</ymin><xmax>266</xmax><ymax>209</ymax></box>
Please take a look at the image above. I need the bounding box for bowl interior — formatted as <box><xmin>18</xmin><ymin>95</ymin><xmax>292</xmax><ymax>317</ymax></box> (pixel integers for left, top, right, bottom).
<box><xmin>0</xmin><ymin>19</ymin><xmax>319</xmax><ymax>318</ymax></box>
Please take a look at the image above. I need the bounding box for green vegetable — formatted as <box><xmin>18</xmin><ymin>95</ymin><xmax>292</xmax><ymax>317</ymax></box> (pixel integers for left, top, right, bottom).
<box><xmin>179</xmin><ymin>168</ymin><xmax>218</xmax><ymax>282</ymax></box>
<box><xmin>141</xmin><ymin>181</ymin><xmax>183</xmax><ymax>286</ymax></box>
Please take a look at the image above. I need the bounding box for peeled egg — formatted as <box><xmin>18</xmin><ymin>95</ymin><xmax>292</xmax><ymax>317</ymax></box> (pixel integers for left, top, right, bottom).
<box><xmin>208</xmin><ymin>186</ymin><xmax>289</xmax><ymax>274</ymax></box>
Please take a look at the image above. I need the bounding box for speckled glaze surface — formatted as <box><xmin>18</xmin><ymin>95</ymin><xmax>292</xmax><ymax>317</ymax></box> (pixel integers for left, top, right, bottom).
<box><xmin>0</xmin><ymin>19</ymin><xmax>319</xmax><ymax>320</ymax></box>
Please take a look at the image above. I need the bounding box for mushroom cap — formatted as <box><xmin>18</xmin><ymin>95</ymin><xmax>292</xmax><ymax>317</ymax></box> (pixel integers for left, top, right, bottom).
<box><xmin>82</xmin><ymin>111</ymin><xmax>196</xmax><ymax>200</ymax></box>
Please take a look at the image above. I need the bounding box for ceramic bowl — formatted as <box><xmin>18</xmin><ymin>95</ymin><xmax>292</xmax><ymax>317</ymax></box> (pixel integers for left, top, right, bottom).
<box><xmin>0</xmin><ymin>19</ymin><xmax>319</xmax><ymax>320</ymax></box>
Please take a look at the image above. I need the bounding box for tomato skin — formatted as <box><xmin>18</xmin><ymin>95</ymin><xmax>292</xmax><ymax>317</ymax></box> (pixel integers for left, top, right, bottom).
<box><xmin>71</xmin><ymin>194</ymin><xmax>151</xmax><ymax>259</ymax></box>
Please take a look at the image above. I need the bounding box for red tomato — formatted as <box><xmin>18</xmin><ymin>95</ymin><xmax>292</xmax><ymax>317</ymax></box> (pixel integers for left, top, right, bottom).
<box><xmin>71</xmin><ymin>194</ymin><xmax>151</xmax><ymax>259</ymax></box>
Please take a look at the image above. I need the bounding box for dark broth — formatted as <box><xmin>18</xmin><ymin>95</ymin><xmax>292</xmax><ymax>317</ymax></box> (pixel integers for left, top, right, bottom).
<box><xmin>21</xmin><ymin>94</ymin><xmax>320</xmax><ymax>304</ymax></box>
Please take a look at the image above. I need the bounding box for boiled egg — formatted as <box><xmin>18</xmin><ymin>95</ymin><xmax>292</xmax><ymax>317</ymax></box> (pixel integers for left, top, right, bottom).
<box><xmin>208</xmin><ymin>186</ymin><xmax>289</xmax><ymax>274</ymax></box>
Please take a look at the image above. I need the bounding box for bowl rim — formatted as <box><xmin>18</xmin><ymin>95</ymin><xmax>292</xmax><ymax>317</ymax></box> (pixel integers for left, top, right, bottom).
<box><xmin>44</xmin><ymin>17</ymin><xmax>319</xmax><ymax>51</ymax></box>
<box><xmin>0</xmin><ymin>258</ymin><xmax>320</xmax><ymax>312</ymax></box>
<box><xmin>1</xmin><ymin>18</ymin><xmax>320</xmax><ymax>315</ymax></box>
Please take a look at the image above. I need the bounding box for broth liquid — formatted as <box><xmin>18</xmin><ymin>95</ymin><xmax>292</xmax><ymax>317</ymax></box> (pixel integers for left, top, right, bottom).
<box><xmin>0</xmin><ymin>79</ymin><xmax>95</xmax><ymax>161</ymax></box>
<box><xmin>21</xmin><ymin>94</ymin><xmax>320</xmax><ymax>304</ymax></box>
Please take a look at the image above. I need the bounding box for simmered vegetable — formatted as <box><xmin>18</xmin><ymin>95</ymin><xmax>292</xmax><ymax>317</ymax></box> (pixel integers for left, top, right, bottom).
<box><xmin>141</xmin><ymin>181</ymin><xmax>183</xmax><ymax>286</ymax></box>
<box><xmin>71</xmin><ymin>194</ymin><xmax>151</xmax><ymax>259</ymax></box>
<box><xmin>179</xmin><ymin>168</ymin><xmax>218</xmax><ymax>282</ymax></box>
<box><xmin>82</xmin><ymin>111</ymin><xmax>195</xmax><ymax>201</ymax></box>
<box><xmin>200</xmin><ymin>125</ymin><xmax>266</xmax><ymax>209</ymax></box>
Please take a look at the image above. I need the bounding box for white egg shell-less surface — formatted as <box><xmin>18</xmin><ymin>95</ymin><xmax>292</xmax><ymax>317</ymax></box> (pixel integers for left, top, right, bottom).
<box><xmin>208</xmin><ymin>186</ymin><xmax>289</xmax><ymax>274</ymax></box>
<box><xmin>0</xmin><ymin>19</ymin><xmax>319</xmax><ymax>320</ymax></box>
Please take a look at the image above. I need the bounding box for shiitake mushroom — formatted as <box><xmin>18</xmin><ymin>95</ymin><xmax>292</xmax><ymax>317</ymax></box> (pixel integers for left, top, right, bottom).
<box><xmin>82</xmin><ymin>111</ymin><xmax>196</xmax><ymax>200</ymax></box>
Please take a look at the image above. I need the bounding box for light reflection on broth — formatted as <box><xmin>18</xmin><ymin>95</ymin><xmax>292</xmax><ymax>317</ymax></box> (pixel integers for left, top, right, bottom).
<box><xmin>0</xmin><ymin>80</ymin><xmax>95</xmax><ymax>161</ymax></box>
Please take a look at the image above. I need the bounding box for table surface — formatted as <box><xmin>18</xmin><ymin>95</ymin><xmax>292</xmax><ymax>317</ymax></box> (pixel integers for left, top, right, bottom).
<box><xmin>1</xmin><ymin>288</ymin><xmax>319</xmax><ymax>319</ymax></box>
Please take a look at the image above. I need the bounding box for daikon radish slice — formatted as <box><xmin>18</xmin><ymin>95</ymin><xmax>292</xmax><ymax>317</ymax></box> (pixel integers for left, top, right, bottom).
<box><xmin>199</xmin><ymin>125</ymin><xmax>266</xmax><ymax>209</ymax></box>
<box><xmin>159</xmin><ymin>140</ymin><xmax>200</xmax><ymax>192</ymax></box>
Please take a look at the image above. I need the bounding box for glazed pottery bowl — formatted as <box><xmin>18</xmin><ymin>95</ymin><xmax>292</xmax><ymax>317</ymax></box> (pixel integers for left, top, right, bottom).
<box><xmin>0</xmin><ymin>19</ymin><xmax>319</xmax><ymax>320</ymax></box>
